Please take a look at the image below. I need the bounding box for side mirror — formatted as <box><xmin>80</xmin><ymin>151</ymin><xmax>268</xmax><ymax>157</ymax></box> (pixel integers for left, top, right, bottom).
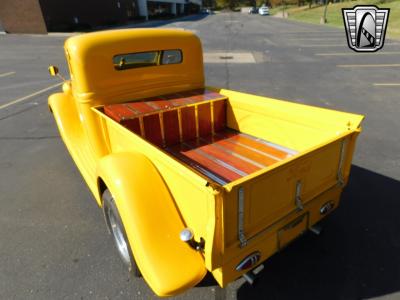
<box><xmin>48</xmin><ymin>65</ymin><xmax>66</xmax><ymax>82</ymax></box>
<box><xmin>48</xmin><ymin>65</ymin><xmax>59</xmax><ymax>77</ymax></box>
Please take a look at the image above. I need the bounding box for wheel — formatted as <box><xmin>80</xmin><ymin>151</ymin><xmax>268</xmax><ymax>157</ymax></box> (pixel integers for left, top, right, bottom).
<box><xmin>102</xmin><ymin>189</ymin><xmax>141</xmax><ymax>277</ymax></box>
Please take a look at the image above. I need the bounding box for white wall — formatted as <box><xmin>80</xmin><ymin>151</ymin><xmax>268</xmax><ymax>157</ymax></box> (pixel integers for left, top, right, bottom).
<box><xmin>147</xmin><ymin>0</ymin><xmax>187</xmax><ymax>4</ymax></box>
<box><xmin>137</xmin><ymin>0</ymin><xmax>149</xmax><ymax>19</ymax></box>
<box><xmin>138</xmin><ymin>0</ymin><xmax>201</xmax><ymax>18</ymax></box>
<box><xmin>171</xmin><ymin>3</ymin><xmax>177</xmax><ymax>15</ymax></box>
<box><xmin>189</xmin><ymin>0</ymin><xmax>202</xmax><ymax>6</ymax></box>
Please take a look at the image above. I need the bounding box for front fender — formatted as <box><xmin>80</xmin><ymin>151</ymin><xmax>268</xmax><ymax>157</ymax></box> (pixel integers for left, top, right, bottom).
<box><xmin>97</xmin><ymin>152</ymin><xmax>207</xmax><ymax>297</ymax></box>
<box><xmin>48</xmin><ymin>92</ymin><xmax>81</xmax><ymax>140</ymax></box>
<box><xmin>49</xmin><ymin>92</ymin><xmax>100</xmax><ymax>198</ymax></box>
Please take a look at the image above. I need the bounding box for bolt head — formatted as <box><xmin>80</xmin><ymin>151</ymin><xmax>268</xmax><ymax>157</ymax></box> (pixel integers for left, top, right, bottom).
<box><xmin>180</xmin><ymin>228</ymin><xmax>194</xmax><ymax>242</ymax></box>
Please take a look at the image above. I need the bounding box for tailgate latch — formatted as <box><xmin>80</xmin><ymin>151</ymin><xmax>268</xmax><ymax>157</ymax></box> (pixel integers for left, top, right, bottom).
<box><xmin>295</xmin><ymin>181</ymin><xmax>304</xmax><ymax>211</ymax></box>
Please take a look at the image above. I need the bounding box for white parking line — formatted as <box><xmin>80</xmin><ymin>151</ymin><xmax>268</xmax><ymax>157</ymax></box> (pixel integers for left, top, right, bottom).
<box><xmin>264</xmin><ymin>38</ymin><xmax>277</xmax><ymax>46</ymax></box>
<box><xmin>0</xmin><ymin>82</ymin><xmax>63</xmax><ymax>110</ymax></box>
<box><xmin>316</xmin><ymin>51</ymin><xmax>400</xmax><ymax>56</ymax></box>
<box><xmin>296</xmin><ymin>42</ymin><xmax>400</xmax><ymax>48</ymax></box>
<box><xmin>297</xmin><ymin>44</ymin><xmax>347</xmax><ymax>48</ymax></box>
<box><xmin>0</xmin><ymin>71</ymin><xmax>16</xmax><ymax>78</ymax></box>
<box><xmin>279</xmin><ymin>31</ymin><xmax>342</xmax><ymax>34</ymax></box>
<box><xmin>373</xmin><ymin>83</ymin><xmax>400</xmax><ymax>86</ymax></box>
<box><xmin>337</xmin><ymin>64</ymin><xmax>400</xmax><ymax>68</ymax></box>
<box><xmin>287</xmin><ymin>37</ymin><xmax>344</xmax><ymax>40</ymax></box>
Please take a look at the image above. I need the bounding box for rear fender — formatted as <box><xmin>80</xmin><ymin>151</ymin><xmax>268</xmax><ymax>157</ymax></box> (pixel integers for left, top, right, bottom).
<box><xmin>96</xmin><ymin>152</ymin><xmax>207</xmax><ymax>296</ymax></box>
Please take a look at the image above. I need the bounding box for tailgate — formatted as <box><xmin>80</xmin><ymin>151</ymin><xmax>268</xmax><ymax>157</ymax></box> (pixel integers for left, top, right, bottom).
<box><xmin>222</xmin><ymin>132</ymin><xmax>359</xmax><ymax>251</ymax></box>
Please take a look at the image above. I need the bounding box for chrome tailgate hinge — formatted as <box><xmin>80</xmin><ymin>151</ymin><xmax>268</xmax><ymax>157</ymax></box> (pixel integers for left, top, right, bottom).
<box><xmin>295</xmin><ymin>181</ymin><xmax>304</xmax><ymax>211</ymax></box>
<box><xmin>337</xmin><ymin>139</ymin><xmax>348</xmax><ymax>187</ymax></box>
<box><xmin>238</xmin><ymin>187</ymin><xmax>247</xmax><ymax>248</ymax></box>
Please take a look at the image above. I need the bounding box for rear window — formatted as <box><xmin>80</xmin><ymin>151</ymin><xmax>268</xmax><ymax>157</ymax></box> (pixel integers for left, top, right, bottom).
<box><xmin>113</xmin><ymin>49</ymin><xmax>182</xmax><ymax>71</ymax></box>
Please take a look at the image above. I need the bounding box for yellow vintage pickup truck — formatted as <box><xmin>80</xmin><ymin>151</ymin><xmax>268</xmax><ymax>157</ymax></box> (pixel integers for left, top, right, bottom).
<box><xmin>48</xmin><ymin>28</ymin><xmax>364</xmax><ymax>297</ymax></box>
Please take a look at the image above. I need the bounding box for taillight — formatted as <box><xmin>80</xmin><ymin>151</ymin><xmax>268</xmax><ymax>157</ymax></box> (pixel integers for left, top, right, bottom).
<box><xmin>320</xmin><ymin>201</ymin><xmax>335</xmax><ymax>215</ymax></box>
<box><xmin>236</xmin><ymin>251</ymin><xmax>261</xmax><ymax>271</ymax></box>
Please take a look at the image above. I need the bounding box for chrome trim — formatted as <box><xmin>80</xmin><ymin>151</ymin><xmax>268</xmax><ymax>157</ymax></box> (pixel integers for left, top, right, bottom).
<box><xmin>236</xmin><ymin>251</ymin><xmax>261</xmax><ymax>271</ymax></box>
<box><xmin>320</xmin><ymin>200</ymin><xmax>335</xmax><ymax>215</ymax></box>
<box><xmin>167</xmin><ymin>147</ymin><xmax>228</xmax><ymax>185</ymax></box>
<box><xmin>238</xmin><ymin>187</ymin><xmax>247</xmax><ymax>248</ymax></box>
<box><xmin>309</xmin><ymin>225</ymin><xmax>322</xmax><ymax>235</ymax></box>
<box><xmin>240</xmin><ymin>133</ymin><xmax>298</xmax><ymax>156</ymax></box>
<box><xmin>243</xmin><ymin>272</ymin><xmax>256</xmax><ymax>285</ymax></box>
<box><xmin>107</xmin><ymin>205</ymin><xmax>131</xmax><ymax>266</ymax></box>
<box><xmin>337</xmin><ymin>139</ymin><xmax>348</xmax><ymax>186</ymax></box>
<box><xmin>295</xmin><ymin>180</ymin><xmax>304</xmax><ymax>211</ymax></box>
<box><xmin>228</xmin><ymin>140</ymin><xmax>282</xmax><ymax>162</ymax></box>
<box><xmin>210</xmin><ymin>142</ymin><xmax>267</xmax><ymax>169</ymax></box>
<box><xmin>187</xmin><ymin>146</ymin><xmax>248</xmax><ymax>177</ymax></box>
<box><xmin>180</xmin><ymin>228</ymin><xmax>194</xmax><ymax>242</ymax></box>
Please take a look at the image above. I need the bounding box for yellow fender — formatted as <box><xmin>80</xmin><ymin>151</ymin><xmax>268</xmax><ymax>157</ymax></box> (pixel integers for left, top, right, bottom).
<box><xmin>96</xmin><ymin>152</ymin><xmax>207</xmax><ymax>297</ymax></box>
<box><xmin>48</xmin><ymin>90</ymin><xmax>99</xmax><ymax>200</ymax></box>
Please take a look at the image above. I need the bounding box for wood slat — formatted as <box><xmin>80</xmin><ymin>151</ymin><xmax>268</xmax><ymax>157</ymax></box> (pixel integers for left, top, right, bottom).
<box><xmin>145</xmin><ymin>99</ymin><xmax>173</xmax><ymax>110</ymax></box>
<box><xmin>123</xmin><ymin>118</ymin><xmax>141</xmax><ymax>136</ymax></box>
<box><xmin>167</xmin><ymin>144</ymin><xmax>242</xmax><ymax>183</ymax></box>
<box><xmin>181</xmin><ymin>106</ymin><xmax>196</xmax><ymax>141</ymax></box>
<box><xmin>127</xmin><ymin>102</ymin><xmax>157</xmax><ymax>114</ymax></box>
<box><xmin>163</xmin><ymin>110</ymin><xmax>180</xmax><ymax>146</ymax></box>
<box><xmin>104</xmin><ymin>103</ymin><xmax>138</xmax><ymax>121</ymax></box>
<box><xmin>173</xmin><ymin>144</ymin><xmax>243</xmax><ymax>182</ymax></box>
<box><xmin>104</xmin><ymin>89</ymin><xmax>227</xmax><ymax>121</ymax></box>
<box><xmin>230</xmin><ymin>134</ymin><xmax>289</xmax><ymax>159</ymax></box>
<box><xmin>143</xmin><ymin>114</ymin><xmax>163</xmax><ymax>146</ymax></box>
<box><xmin>165</xmin><ymin>146</ymin><xmax>229</xmax><ymax>185</ymax></box>
<box><xmin>185</xmin><ymin>140</ymin><xmax>261</xmax><ymax>174</ymax></box>
<box><xmin>170</xmin><ymin>97</ymin><xmax>197</xmax><ymax>106</ymax></box>
<box><xmin>212</xmin><ymin>138</ymin><xmax>278</xmax><ymax>166</ymax></box>
<box><xmin>213</xmin><ymin>100</ymin><xmax>226</xmax><ymax>132</ymax></box>
<box><xmin>198</xmin><ymin>103</ymin><xmax>212</xmax><ymax>137</ymax></box>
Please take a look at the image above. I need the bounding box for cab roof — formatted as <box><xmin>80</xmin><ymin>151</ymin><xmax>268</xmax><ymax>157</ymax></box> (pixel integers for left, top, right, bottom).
<box><xmin>64</xmin><ymin>29</ymin><xmax>204</xmax><ymax>103</ymax></box>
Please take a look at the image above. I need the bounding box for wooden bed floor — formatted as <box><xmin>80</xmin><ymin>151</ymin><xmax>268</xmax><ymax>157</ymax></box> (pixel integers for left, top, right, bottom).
<box><xmin>165</xmin><ymin>129</ymin><xmax>298</xmax><ymax>185</ymax></box>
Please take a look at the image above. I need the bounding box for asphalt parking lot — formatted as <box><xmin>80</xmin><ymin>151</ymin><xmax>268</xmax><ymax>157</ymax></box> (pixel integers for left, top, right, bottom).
<box><xmin>1</xmin><ymin>12</ymin><xmax>400</xmax><ymax>300</ymax></box>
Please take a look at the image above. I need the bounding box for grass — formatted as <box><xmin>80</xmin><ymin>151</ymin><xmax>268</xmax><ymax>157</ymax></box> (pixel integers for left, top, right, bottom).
<box><xmin>272</xmin><ymin>0</ymin><xmax>400</xmax><ymax>39</ymax></box>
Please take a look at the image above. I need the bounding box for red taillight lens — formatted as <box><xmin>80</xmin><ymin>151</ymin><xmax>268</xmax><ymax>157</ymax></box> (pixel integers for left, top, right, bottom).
<box><xmin>236</xmin><ymin>251</ymin><xmax>261</xmax><ymax>271</ymax></box>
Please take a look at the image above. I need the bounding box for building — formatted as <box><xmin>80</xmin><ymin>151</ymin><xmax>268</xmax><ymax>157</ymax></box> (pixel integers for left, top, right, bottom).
<box><xmin>0</xmin><ymin>0</ymin><xmax>201</xmax><ymax>34</ymax></box>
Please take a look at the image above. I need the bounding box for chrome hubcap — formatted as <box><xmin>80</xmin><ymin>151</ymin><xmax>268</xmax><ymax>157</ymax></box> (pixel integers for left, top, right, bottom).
<box><xmin>107</xmin><ymin>207</ymin><xmax>131</xmax><ymax>266</ymax></box>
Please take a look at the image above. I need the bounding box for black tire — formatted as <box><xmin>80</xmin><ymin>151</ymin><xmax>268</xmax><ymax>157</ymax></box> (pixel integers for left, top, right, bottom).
<box><xmin>102</xmin><ymin>189</ymin><xmax>141</xmax><ymax>277</ymax></box>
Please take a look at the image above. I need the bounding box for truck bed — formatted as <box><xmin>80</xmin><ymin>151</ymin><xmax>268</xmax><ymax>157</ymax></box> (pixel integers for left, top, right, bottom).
<box><xmin>102</xmin><ymin>89</ymin><xmax>297</xmax><ymax>185</ymax></box>
<box><xmin>165</xmin><ymin>130</ymin><xmax>296</xmax><ymax>185</ymax></box>
<box><xmin>99</xmin><ymin>86</ymin><xmax>363</xmax><ymax>288</ymax></box>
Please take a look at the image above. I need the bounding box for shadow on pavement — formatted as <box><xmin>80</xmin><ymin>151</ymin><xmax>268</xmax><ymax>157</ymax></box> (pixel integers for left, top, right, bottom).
<box><xmin>236</xmin><ymin>165</ymin><xmax>400</xmax><ymax>300</ymax></box>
